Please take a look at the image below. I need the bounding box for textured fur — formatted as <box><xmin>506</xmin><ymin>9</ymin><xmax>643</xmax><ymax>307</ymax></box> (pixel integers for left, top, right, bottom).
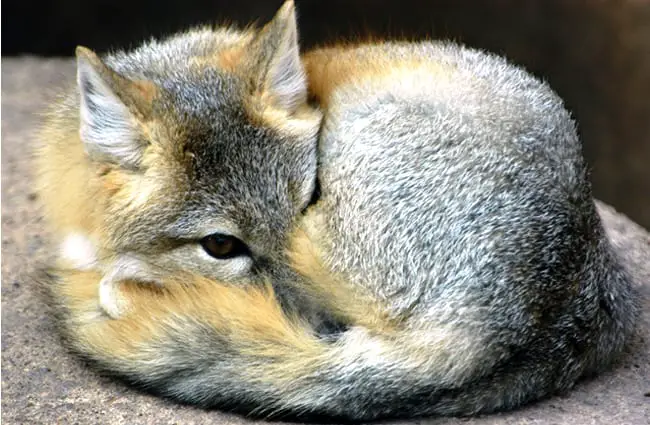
<box><xmin>287</xmin><ymin>42</ymin><xmax>640</xmax><ymax>417</ymax></box>
<box><xmin>36</xmin><ymin>1</ymin><xmax>639</xmax><ymax>421</ymax></box>
<box><xmin>34</xmin><ymin>0</ymin><xmax>322</xmax><ymax>318</ymax></box>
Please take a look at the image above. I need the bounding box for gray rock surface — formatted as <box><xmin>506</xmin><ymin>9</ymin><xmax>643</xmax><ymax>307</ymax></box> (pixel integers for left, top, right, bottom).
<box><xmin>2</xmin><ymin>57</ymin><xmax>649</xmax><ymax>425</ymax></box>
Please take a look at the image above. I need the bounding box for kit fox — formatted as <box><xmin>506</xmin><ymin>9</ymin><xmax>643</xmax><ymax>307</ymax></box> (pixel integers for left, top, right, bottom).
<box><xmin>38</xmin><ymin>0</ymin><xmax>639</xmax><ymax>421</ymax></box>
<box><xmin>34</xmin><ymin>1</ymin><xmax>322</xmax><ymax>319</ymax></box>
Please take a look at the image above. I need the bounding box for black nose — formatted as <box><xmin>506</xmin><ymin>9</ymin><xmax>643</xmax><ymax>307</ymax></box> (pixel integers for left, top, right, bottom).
<box><xmin>315</xmin><ymin>319</ymin><xmax>349</xmax><ymax>343</ymax></box>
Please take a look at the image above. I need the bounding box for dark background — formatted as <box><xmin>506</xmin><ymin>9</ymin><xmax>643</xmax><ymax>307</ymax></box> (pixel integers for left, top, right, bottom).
<box><xmin>4</xmin><ymin>0</ymin><xmax>650</xmax><ymax>228</ymax></box>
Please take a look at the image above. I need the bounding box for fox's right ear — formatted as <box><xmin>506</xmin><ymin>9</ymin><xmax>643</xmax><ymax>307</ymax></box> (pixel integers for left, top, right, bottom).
<box><xmin>248</xmin><ymin>0</ymin><xmax>306</xmax><ymax>113</ymax></box>
<box><xmin>76</xmin><ymin>46</ymin><xmax>158</xmax><ymax>169</ymax></box>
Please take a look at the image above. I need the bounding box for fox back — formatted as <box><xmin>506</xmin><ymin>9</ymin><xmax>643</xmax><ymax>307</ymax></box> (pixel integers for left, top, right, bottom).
<box><xmin>287</xmin><ymin>41</ymin><xmax>640</xmax><ymax>416</ymax></box>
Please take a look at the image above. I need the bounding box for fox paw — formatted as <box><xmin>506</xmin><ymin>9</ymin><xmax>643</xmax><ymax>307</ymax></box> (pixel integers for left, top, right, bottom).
<box><xmin>98</xmin><ymin>256</ymin><xmax>164</xmax><ymax>318</ymax></box>
<box><xmin>99</xmin><ymin>275</ymin><xmax>131</xmax><ymax>318</ymax></box>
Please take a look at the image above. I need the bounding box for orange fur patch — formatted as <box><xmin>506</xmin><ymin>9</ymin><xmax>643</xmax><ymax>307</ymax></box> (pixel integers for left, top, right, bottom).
<box><xmin>131</xmin><ymin>80</ymin><xmax>158</xmax><ymax>108</ymax></box>
<box><xmin>218</xmin><ymin>47</ymin><xmax>246</xmax><ymax>71</ymax></box>
<box><xmin>303</xmin><ymin>45</ymin><xmax>454</xmax><ymax>108</ymax></box>
<box><xmin>34</xmin><ymin>107</ymin><xmax>106</xmax><ymax>241</ymax></box>
<box><xmin>55</xmin><ymin>268</ymin><xmax>328</xmax><ymax>384</ymax></box>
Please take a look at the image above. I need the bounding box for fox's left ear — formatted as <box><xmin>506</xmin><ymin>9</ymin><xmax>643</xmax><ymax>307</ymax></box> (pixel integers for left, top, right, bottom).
<box><xmin>248</xmin><ymin>0</ymin><xmax>306</xmax><ymax>113</ymax></box>
<box><xmin>76</xmin><ymin>46</ymin><xmax>158</xmax><ymax>169</ymax></box>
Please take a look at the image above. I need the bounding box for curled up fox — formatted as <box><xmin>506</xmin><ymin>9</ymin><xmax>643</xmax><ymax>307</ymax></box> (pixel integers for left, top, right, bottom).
<box><xmin>34</xmin><ymin>0</ymin><xmax>639</xmax><ymax>421</ymax></box>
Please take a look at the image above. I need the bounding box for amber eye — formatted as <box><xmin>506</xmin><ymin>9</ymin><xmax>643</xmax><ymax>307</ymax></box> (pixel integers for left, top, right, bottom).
<box><xmin>199</xmin><ymin>233</ymin><xmax>249</xmax><ymax>259</ymax></box>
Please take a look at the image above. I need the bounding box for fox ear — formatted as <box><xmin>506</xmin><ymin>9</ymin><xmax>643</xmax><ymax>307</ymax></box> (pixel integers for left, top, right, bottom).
<box><xmin>75</xmin><ymin>46</ymin><xmax>157</xmax><ymax>169</ymax></box>
<box><xmin>249</xmin><ymin>0</ymin><xmax>306</xmax><ymax>112</ymax></box>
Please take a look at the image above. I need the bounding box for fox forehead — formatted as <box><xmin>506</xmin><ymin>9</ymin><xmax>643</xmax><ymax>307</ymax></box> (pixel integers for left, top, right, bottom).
<box><xmin>125</xmin><ymin>106</ymin><xmax>312</xmax><ymax>247</ymax></box>
<box><xmin>164</xmin><ymin>131</ymin><xmax>304</xmax><ymax>236</ymax></box>
<box><xmin>104</xmin><ymin>27</ymin><xmax>253</xmax><ymax>79</ymax></box>
<box><xmin>149</xmin><ymin>85</ymin><xmax>307</xmax><ymax>185</ymax></box>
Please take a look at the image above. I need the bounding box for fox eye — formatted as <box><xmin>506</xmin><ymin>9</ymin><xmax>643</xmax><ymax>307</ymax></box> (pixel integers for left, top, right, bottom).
<box><xmin>200</xmin><ymin>234</ymin><xmax>249</xmax><ymax>259</ymax></box>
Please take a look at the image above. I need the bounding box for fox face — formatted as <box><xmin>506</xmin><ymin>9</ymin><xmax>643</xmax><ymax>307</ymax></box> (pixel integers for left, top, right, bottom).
<box><xmin>70</xmin><ymin>1</ymin><xmax>320</xmax><ymax>303</ymax></box>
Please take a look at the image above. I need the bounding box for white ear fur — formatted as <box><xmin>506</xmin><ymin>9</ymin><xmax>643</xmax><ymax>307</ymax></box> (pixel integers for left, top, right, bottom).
<box><xmin>258</xmin><ymin>0</ymin><xmax>307</xmax><ymax>112</ymax></box>
<box><xmin>76</xmin><ymin>47</ymin><xmax>144</xmax><ymax>168</ymax></box>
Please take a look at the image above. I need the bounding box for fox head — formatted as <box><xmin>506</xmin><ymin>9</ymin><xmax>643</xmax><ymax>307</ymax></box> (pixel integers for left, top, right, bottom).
<box><xmin>69</xmin><ymin>1</ymin><xmax>320</xmax><ymax>286</ymax></box>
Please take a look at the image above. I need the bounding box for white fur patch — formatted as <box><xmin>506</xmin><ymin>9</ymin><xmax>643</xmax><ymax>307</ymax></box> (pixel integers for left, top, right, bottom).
<box><xmin>338</xmin><ymin>327</ymin><xmax>392</xmax><ymax>368</ymax></box>
<box><xmin>268</xmin><ymin>47</ymin><xmax>306</xmax><ymax>111</ymax></box>
<box><xmin>60</xmin><ymin>233</ymin><xmax>97</xmax><ymax>270</ymax></box>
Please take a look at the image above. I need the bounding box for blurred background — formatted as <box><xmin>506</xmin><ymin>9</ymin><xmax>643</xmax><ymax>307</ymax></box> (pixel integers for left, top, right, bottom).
<box><xmin>4</xmin><ymin>0</ymin><xmax>650</xmax><ymax>228</ymax></box>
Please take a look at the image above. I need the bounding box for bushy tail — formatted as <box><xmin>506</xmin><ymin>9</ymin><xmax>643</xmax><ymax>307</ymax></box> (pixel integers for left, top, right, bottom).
<box><xmin>582</xmin><ymin>231</ymin><xmax>641</xmax><ymax>377</ymax></box>
<box><xmin>37</xmin><ymin>266</ymin><xmax>509</xmax><ymax>420</ymax></box>
<box><xmin>40</xmin><ymin>216</ymin><xmax>639</xmax><ymax>421</ymax></box>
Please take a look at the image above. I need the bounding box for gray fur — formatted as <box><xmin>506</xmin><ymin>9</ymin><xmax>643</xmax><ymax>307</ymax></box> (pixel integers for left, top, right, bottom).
<box><xmin>67</xmin><ymin>22</ymin><xmax>323</xmax><ymax>315</ymax></box>
<box><xmin>139</xmin><ymin>41</ymin><xmax>639</xmax><ymax>419</ymax></box>
<box><xmin>46</xmin><ymin>16</ymin><xmax>638</xmax><ymax>422</ymax></box>
<box><xmin>271</xmin><ymin>42</ymin><xmax>639</xmax><ymax>418</ymax></box>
